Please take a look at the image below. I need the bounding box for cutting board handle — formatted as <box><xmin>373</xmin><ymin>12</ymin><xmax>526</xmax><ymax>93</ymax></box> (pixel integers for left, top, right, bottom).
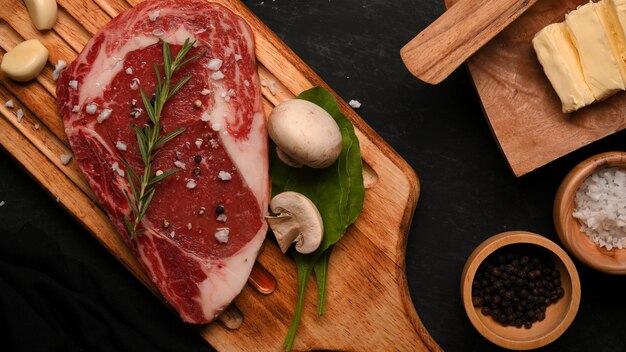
<box><xmin>400</xmin><ymin>0</ymin><xmax>539</xmax><ymax>84</ymax></box>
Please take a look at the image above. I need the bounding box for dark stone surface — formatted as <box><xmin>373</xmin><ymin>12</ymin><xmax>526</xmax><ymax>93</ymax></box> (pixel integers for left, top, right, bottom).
<box><xmin>1</xmin><ymin>0</ymin><xmax>625</xmax><ymax>350</ymax></box>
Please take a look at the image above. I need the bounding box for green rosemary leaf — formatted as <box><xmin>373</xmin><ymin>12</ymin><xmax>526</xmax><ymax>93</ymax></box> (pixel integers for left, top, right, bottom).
<box><xmin>143</xmin><ymin>162</ymin><xmax>152</xmax><ymax>182</ymax></box>
<box><xmin>148</xmin><ymin>168</ymin><xmax>178</xmax><ymax>186</ymax></box>
<box><xmin>133</xmin><ymin>126</ymin><xmax>149</xmax><ymax>165</ymax></box>
<box><xmin>174</xmin><ymin>38</ymin><xmax>192</xmax><ymax>65</ymax></box>
<box><xmin>123</xmin><ymin>189</ymin><xmax>137</xmax><ymax>217</ymax></box>
<box><xmin>154</xmin><ymin>63</ymin><xmax>162</xmax><ymax>94</ymax></box>
<box><xmin>156</xmin><ymin>127</ymin><xmax>186</xmax><ymax>149</ymax></box>
<box><xmin>125</xmin><ymin>175</ymin><xmax>139</xmax><ymax>215</ymax></box>
<box><xmin>163</xmin><ymin>40</ymin><xmax>172</xmax><ymax>79</ymax></box>
<box><xmin>119</xmin><ymin>159</ymin><xmax>138</xmax><ymax>182</ymax></box>
<box><xmin>178</xmin><ymin>50</ymin><xmax>205</xmax><ymax>69</ymax></box>
<box><xmin>123</xmin><ymin>216</ymin><xmax>136</xmax><ymax>238</ymax></box>
<box><xmin>140</xmin><ymin>89</ymin><xmax>155</xmax><ymax>121</ymax></box>
<box><xmin>167</xmin><ymin>75</ymin><xmax>192</xmax><ymax>100</ymax></box>
<box><xmin>139</xmin><ymin>187</ymin><xmax>156</xmax><ymax>220</ymax></box>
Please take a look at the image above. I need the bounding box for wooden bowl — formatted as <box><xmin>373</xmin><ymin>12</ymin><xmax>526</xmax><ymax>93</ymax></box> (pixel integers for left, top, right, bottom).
<box><xmin>461</xmin><ymin>231</ymin><xmax>581</xmax><ymax>350</ymax></box>
<box><xmin>554</xmin><ymin>152</ymin><xmax>626</xmax><ymax>274</ymax></box>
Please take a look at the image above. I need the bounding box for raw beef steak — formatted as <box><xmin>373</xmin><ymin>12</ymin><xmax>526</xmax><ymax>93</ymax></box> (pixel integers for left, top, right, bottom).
<box><xmin>56</xmin><ymin>0</ymin><xmax>268</xmax><ymax>323</ymax></box>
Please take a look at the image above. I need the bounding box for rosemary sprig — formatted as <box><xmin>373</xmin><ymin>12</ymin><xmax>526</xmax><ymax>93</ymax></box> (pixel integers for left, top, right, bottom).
<box><xmin>123</xmin><ymin>38</ymin><xmax>204</xmax><ymax>239</ymax></box>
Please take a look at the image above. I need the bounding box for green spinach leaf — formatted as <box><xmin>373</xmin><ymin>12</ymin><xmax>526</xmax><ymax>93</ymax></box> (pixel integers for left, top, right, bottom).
<box><xmin>269</xmin><ymin>86</ymin><xmax>365</xmax><ymax>351</ymax></box>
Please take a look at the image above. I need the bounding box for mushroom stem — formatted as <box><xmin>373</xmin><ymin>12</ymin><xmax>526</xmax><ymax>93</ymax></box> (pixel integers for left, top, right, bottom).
<box><xmin>266</xmin><ymin>192</ymin><xmax>324</xmax><ymax>254</ymax></box>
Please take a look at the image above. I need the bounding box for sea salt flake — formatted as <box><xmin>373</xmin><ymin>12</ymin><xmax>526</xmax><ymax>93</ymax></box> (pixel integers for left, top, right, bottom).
<box><xmin>201</xmin><ymin>88</ymin><xmax>211</xmax><ymax>95</ymax></box>
<box><xmin>201</xmin><ymin>112</ymin><xmax>210</xmax><ymax>122</ymax></box>
<box><xmin>218</xmin><ymin>171</ymin><xmax>232</xmax><ymax>181</ymax></box>
<box><xmin>72</xmin><ymin>105</ymin><xmax>80</xmax><ymax>113</ymax></box>
<box><xmin>5</xmin><ymin>100</ymin><xmax>14</xmax><ymax>109</ymax></box>
<box><xmin>234</xmin><ymin>54</ymin><xmax>242</xmax><ymax>61</ymax></box>
<box><xmin>349</xmin><ymin>99</ymin><xmax>362</xmax><ymax>108</ymax></box>
<box><xmin>97</xmin><ymin>108</ymin><xmax>112</xmax><ymax>123</ymax></box>
<box><xmin>174</xmin><ymin>160</ymin><xmax>186</xmax><ymax>169</ymax></box>
<box><xmin>53</xmin><ymin>60</ymin><xmax>67</xmax><ymax>81</ymax></box>
<box><xmin>0</xmin><ymin>201</ymin><xmax>5</xmax><ymax>207</ymax></box>
<box><xmin>68</xmin><ymin>80</ymin><xmax>78</xmax><ymax>90</ymax></box>
<box><xmin>195</xmin><ymin>138</ymin><xmax>203</xmax><ymax>149</ymax></box>
<box><xmin>111</xmin><ymin>162</ymin><xmax>125</xmax><ymax>177</ymax></box>
<box><xmin>60</xmin><ymin>153</ymin><xmax>72</xmax><ymax>165</ymax></box>
<box><xmin>243</xmin><ymin>80</ymin><xmax>250</xmax><ymax>87</ymax></box>
<box><xmin>214</xmin><ymin>228</ymin><xmax>229</xmax><ymax>243</ymax></box>
<box><xmin>116</xmin><ymin>141</ymin><xmax>127</xmax><ymax>152</ymax></box>
<box><xmin>149</xmin><ymin>10</ymin><xmax>160</xmax><ymax>21</ymax></box>
<box><xmin>130</xmin><ymin>78</ymin><xmax>140</xmax><ymax>90</ymax></box>
<box><xmin>211</xmin><ymin>122</ymin><xmax>223</xmax><ymax>131</ymax></box>
<box><xmin>206</xmin><ymin>58</ymin><xmax>223</xmax><ymax>71</ymax></box>
<box><xmin>125</xmin><ymin>67</ymin><xmax>133</xmax><ymax>75</ymax></box>
<box><xmin>86</xmin><ymin>103</ymin><xmax>98</xmax><ymax>115</ymax></box>
<box><xmin>186</xmin><ymin>179</ymin><xmax>197</xmax><ymax>189</ymax></box>
<box><xmin>210</xmin><ymin>71</ymin><xmax>224</xmax><ymax>80</ymax></box>
<box><xmin>16</xmin><ymin>109</ymin><xmax>24</xmax><ymax>122</ymax></box>
<box><xmin>217</xmin><ymin>214</ymin><xmax>227</xmax><ymax>222</ymax></box>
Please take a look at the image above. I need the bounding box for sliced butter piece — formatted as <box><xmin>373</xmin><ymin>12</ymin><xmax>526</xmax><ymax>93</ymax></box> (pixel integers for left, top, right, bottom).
<box><xmin>0</xmin><ymin>39</ymin><xmax>49</xmax><ymax>82</ymax></box>
<box><xmin>566</xmin><ymin>2</ymin><xmax>625</xmax><ymax>100</ymax></box>
<box><xmin>611</xmin><ymin>0</ymin><xmax>626</xmax><ymax>27</ymax></box>
<box><xmin>532</xmin><ymin>23</ymin><xmax>595</xmax><ymax>113</ymax></box>
<box><xmin>596</xmin><ymin>0</ymin><xmax>626</xmax><ymax>83</ymax></box>
<box><xmin>611</xmin><ymin>0</ymin><xmax>626</xmax><ymax>73</ymax></box>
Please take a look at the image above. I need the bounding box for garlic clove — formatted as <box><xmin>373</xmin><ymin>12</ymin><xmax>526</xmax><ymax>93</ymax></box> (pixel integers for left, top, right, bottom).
<box><xmin>1</xmin><ymin>39</ymin><xmax>49</xmax><ymax>82</ymax></box>
<box><xmin>25</xmin><ymin>0</ymin><xmax>58</xmax><ymax>30</ymax></box>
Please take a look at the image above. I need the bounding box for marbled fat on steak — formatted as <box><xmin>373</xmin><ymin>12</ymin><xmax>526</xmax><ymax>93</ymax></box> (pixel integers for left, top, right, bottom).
<box><xmin>56</xmin><ymin>0</ymin><xmax>268</xmax><ymax>323</ymax></box>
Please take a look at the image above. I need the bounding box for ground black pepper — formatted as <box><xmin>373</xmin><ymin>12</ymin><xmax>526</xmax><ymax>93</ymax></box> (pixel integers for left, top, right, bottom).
<box><xmin>472</xmin><ymin>245</ymin><xmax>565</xmax><ymax>329</ymax></box>
<box><xmin>216</xmin><ymin>205</ymin><xmax>224</xmax><ymax>214</ymax></box>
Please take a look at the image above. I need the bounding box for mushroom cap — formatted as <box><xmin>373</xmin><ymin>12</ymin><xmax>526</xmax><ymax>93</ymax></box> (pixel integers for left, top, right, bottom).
<box><xmin>267</xmin><ymin>191</ymin><xmax>324</xmax><ymax>254</ymax></box>
<box><xmin>267</xmin><ymin>99</ymin><xmax>343</xmax><ymax>168</ymax></box>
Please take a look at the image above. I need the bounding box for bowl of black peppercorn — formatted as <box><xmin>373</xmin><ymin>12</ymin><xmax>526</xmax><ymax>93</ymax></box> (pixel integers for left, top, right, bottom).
<box><xmin>461</xmin><ymin>231</ymin><xmax>581</xmax><ymax>350</ymax></box>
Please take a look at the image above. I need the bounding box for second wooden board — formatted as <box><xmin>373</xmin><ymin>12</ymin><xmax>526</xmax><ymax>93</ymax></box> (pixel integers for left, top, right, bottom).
<box><xmin>445</xmin><ymin>0</ymin><xmax>626</xmax><ymax>176</ymax></box>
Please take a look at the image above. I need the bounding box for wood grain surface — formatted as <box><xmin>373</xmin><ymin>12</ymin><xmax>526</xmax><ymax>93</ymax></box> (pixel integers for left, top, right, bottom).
<box><xmin>401</xmin><ymin>0</ymin><xmax>539</xmax><ymax>84</ymax></box>
<box><xmin>0</xmin><ymin>0</ymin><xmax>441</xmax><ymax>350</ymax></box>
<box><xmin>444</xmin><ymin>0</ymin><xmax>626</xmax><ymax>177</ymax></box>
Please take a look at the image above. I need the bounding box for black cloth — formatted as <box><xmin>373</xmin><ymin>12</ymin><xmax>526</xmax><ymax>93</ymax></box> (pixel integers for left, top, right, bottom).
<box><xmin>0</xmin><ymin>224</ymin><xmax>211</xmax><ymax>352</ymax></box>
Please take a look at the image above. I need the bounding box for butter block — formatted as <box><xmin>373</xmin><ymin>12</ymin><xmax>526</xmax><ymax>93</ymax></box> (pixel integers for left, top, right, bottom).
<box><xmin>532</xmin><ymin>23</ymin><xmax>595</xmax><ymax>113</ymax></box>
<box><xmin>566</xmin><ymin>2</ymin><xmax>625</xmax><ymax>100</ymax></box>
<box><xmin>611</xmin><ymin>0</ymin><xmax>626</xmax><ymax>27</ymax></box>
<box><xmin>596</xmin><ymin>0</ymin><xmax>626</xmax><ymax>83</ymax></box>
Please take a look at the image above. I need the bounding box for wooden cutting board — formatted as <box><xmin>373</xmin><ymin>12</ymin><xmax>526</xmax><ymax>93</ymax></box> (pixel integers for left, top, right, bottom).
<box><xmin>0</xmin><ymin>0</ymin><xmax>441</xmax><ymax>350</ymax></box>
<box><xmin>444</xmin><ymin>0</ymin><xmax>626</xmax><ymax>177</ymax></box>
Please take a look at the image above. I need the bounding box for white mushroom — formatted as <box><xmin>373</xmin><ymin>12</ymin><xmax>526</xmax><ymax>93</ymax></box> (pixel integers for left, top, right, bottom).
<box><xmin>267</xmin><ymin>99</ymin><xmax>342</xmax><ymax>168</ymax></box>
<box><xmin>266</xmin><ymin>192</ymin><xmax>323</xmax><ymax>254</ymax></box>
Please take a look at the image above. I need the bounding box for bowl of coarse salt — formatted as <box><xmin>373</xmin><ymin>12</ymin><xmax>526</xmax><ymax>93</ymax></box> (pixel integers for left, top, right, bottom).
<box><xmin>554</xmin><ymin>151</ymin><xmax>626</xmax><ymax>274</ymax></box>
